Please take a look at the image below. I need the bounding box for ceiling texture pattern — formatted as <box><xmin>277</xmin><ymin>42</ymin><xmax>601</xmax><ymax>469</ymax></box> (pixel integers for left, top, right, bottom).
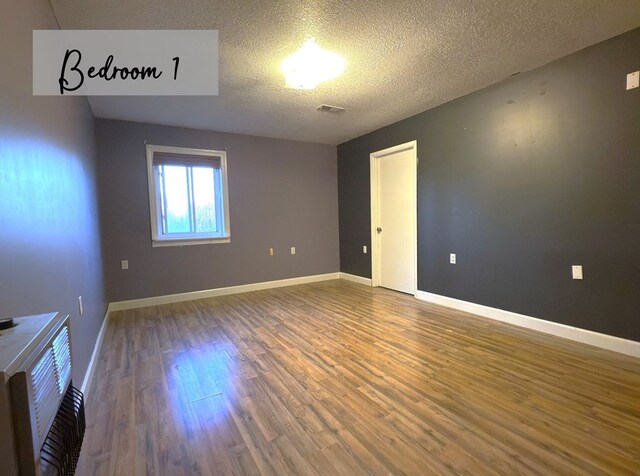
<box><xmin>50</xmin><ymin>0</ymin><xmax>640</xmax><ymax>144</ymax></box>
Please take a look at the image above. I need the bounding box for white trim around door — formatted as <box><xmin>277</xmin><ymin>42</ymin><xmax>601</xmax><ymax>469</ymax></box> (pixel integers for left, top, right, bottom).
<box><xmin>370</xmin><ymin>140</ymin><xmax>418</xmax><ymax>295</ymax></box>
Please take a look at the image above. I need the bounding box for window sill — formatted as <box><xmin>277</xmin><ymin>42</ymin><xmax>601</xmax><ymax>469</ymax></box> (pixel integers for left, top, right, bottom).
<box><xmin>152</xmin><ymin>236</ymin><xmax>230</xmax><ymax>247</ymax></box>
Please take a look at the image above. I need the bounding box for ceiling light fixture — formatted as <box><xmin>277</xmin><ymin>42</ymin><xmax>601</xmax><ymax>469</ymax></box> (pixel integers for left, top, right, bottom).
<box><xmin>282</xmin><ymin>38</ymin><xmax>345</xmax><ymax>90</ymax></box>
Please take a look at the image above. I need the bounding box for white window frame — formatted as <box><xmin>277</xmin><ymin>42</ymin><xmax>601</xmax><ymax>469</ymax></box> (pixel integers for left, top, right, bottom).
<box><xmin>146</xmin><ymin>144</ymin><xmax>231</xmax><ymax>247</ymax></box>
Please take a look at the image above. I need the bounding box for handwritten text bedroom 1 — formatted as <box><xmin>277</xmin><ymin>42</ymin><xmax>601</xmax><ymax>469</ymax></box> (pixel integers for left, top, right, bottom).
<box><xmin>58</xmin><ymin>49</ymin><xmax>180</xmax><ymax>95</ymax></box>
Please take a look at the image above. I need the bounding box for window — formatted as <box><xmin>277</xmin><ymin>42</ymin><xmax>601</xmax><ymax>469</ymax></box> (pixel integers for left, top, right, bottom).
<box><xmin>146</xmin><ymin>145</ymin><xmax>230</xmax><ymax>246</ymax></box>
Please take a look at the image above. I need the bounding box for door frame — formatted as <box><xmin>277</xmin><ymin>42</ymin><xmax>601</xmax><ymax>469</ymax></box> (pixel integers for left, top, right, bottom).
<box><xmin>370</xmin><ymin>140</ymin><xmax>418</xmax><ymax>295</ymax></box>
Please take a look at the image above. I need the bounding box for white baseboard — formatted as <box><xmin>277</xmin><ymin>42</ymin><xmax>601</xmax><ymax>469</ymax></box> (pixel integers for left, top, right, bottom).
<box><xmin>80</xmin><ymin>305</ymin><xmax>110</xmax><ymax>395</ymax></box>
<box><xmin>415</xmin><ymin>290</ymin><xmax>640</xmax><ymax>358</ymax></box>
<box><xmin>339</xmin><ymin>273</ymin><xmax>372</xmax><ymax>286</ymax></box>
<box><xmin>108</xmin><ymin>272</ymin><xmax>341</xmax><ymax>311</ymax></box>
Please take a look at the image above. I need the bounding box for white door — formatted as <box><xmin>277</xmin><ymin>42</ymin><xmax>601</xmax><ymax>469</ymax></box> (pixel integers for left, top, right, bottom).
<box><xmin>374</xmin><ymin>147</ymin><xmax>416</xmax><ymax>294</ymax></box>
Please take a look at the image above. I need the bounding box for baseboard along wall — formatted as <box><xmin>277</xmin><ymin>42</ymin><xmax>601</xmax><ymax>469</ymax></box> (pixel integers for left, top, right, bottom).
<box><xmin>108</xmin><ymin>272</ymin><xmax>341</xmax><ymax>311</ymax></box>
<box><xmin>339</xmin><ymin>272</ymin><xmax>373</xmax><ymax>286</ymax></box>
<box><xmin>80</xmin><ymin>305</ymin><xmax>110</xmax><ymax>395</ymax></box>
<box><xmin>415</xmin><ymin>290</ymin><xmax>640</xmax><ymax>358</ymax></box>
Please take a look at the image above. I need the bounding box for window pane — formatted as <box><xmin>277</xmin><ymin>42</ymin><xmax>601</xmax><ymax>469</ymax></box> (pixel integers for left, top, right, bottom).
<box><xmin>192</xmin><ymin>166</ymin><xmax>216</xmax><ymax>233</ymax></box>
<box><xmin>162</xmin><ymin>165</ymin><xmax>191</xmax><ymax>233</ymax></box>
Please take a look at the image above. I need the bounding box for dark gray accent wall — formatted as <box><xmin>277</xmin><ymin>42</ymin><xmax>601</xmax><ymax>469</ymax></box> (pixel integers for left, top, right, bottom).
<box><xmin>97</xmin><ymin>119</ymin><xmax>339</xmax><ymax>302</ymax></box>
<box><xmin>0</xmin><ymin>0</ymin><xmax>107</xmax><ymax>383</ymax></box>
<box><xmin>338</xmin><ymin>28</ymin><xmax>640</xmax><ymax>342</ymax></box>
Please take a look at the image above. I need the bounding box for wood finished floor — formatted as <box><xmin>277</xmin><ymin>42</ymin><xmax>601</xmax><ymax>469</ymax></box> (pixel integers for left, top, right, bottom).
<box><xmin>77</xmin><ymin>280</ymin><xmax>640</xmax><ymax>475</ymax></box>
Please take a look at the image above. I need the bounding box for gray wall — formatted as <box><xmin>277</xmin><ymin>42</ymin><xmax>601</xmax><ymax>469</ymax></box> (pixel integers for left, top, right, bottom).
<box><xmin>338</xmin><ymin>27</ymin><xmax>640</xmax><ymax>342</ymax></box>
<box><xmin>0</xmin><ymin>0</ymin><xmax>107</xmax><ymax>383</ymax></box>
<box><xmin>97</xmin><ymin>119</ymin><xmax>339</xmax><ymax>302</ymax></box>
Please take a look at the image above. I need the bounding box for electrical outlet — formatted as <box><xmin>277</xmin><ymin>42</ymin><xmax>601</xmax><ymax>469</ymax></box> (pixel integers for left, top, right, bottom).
<box><xmin>290</xmin><ymin>247</ymin><xmax>296</xmax><ymax>255</ymax></box>
<box><xmin>450</xmin><ymin>253</ymin><xmax>456</xmax><ymax>264</ymax></box>
<box><xmin>363</xmin><ymin>245</ymin><xmax>367</xmax><ymax>254</ymax></box>
<box><xmin>121</xmin><ymin>259</ymin><xmax>129</xmax><ymax>270</ymax></box>
<box><xmin>269</xmin><ymin>248</ymin><xmax>274</xmax><ymax>256</ymax></box>
<box><xmin>78</xmin><ymin>296</ymin><xmax>83</xmax><ymax>316</ymax></box>
<box><xmin>572</xmin><ymin>265</ymin><xmax>583</xmax><ymax>280</ymax></box>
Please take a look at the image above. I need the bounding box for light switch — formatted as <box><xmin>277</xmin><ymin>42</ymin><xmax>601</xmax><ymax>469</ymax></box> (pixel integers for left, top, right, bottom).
<box><xmin>627</xmin><ymin>71</ymin><xmax>639</xmax><ymax>90</ymax></box>
<box><xmin>572</xmin><ymin>265</ymin><xmax>583</xmax><ymax>280</ymax></box>
<box><xmin>121</xmin><ymin>260</ymin><xmax>129</xmax><ymax>270</ymax></box>
<box><xmin>290</xmin><ymin>247</ymin><xmax>296</xmax><ymax>255</ymax></box>
<box><xmin>363</xmin><ymin>245</ymin><xmax>367</xmax><ymax>254</ymax></box>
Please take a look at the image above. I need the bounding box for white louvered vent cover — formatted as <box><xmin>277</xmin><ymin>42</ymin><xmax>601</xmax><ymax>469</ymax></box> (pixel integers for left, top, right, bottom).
<box><xmin>30</xmin><ymin>325</ymin><xmax>71</xmax><ymax>443</ymax></box>
<box><xmin>52</xmin><ymin>326</ymin><xmax>71</xmax><ymax>394</ymax></box>
<box><xmin>30</xmin><ymin>348</ymin><xmax>59</xmax><ymax>443</ymax></box>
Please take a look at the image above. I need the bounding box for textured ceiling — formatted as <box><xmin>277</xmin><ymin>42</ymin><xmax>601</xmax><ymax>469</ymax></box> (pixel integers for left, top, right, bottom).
<box><xmin>49</xmin><ymin>0</ymin><xmax>640</xmax><ymax>144</ymax></box>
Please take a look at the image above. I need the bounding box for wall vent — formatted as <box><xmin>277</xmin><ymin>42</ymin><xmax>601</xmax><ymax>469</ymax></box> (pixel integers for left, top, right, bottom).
<box><xmin>317</xmin><ymin>104</ymin><xmax>345</xmax><ymax>113</ymax></box>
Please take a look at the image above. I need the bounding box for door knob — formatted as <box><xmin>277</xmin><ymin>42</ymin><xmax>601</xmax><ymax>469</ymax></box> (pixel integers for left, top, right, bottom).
<box><xmin>376</xmin><ymin>227</ymin><xmax>382</xmax><ymax>233</ymax></box>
